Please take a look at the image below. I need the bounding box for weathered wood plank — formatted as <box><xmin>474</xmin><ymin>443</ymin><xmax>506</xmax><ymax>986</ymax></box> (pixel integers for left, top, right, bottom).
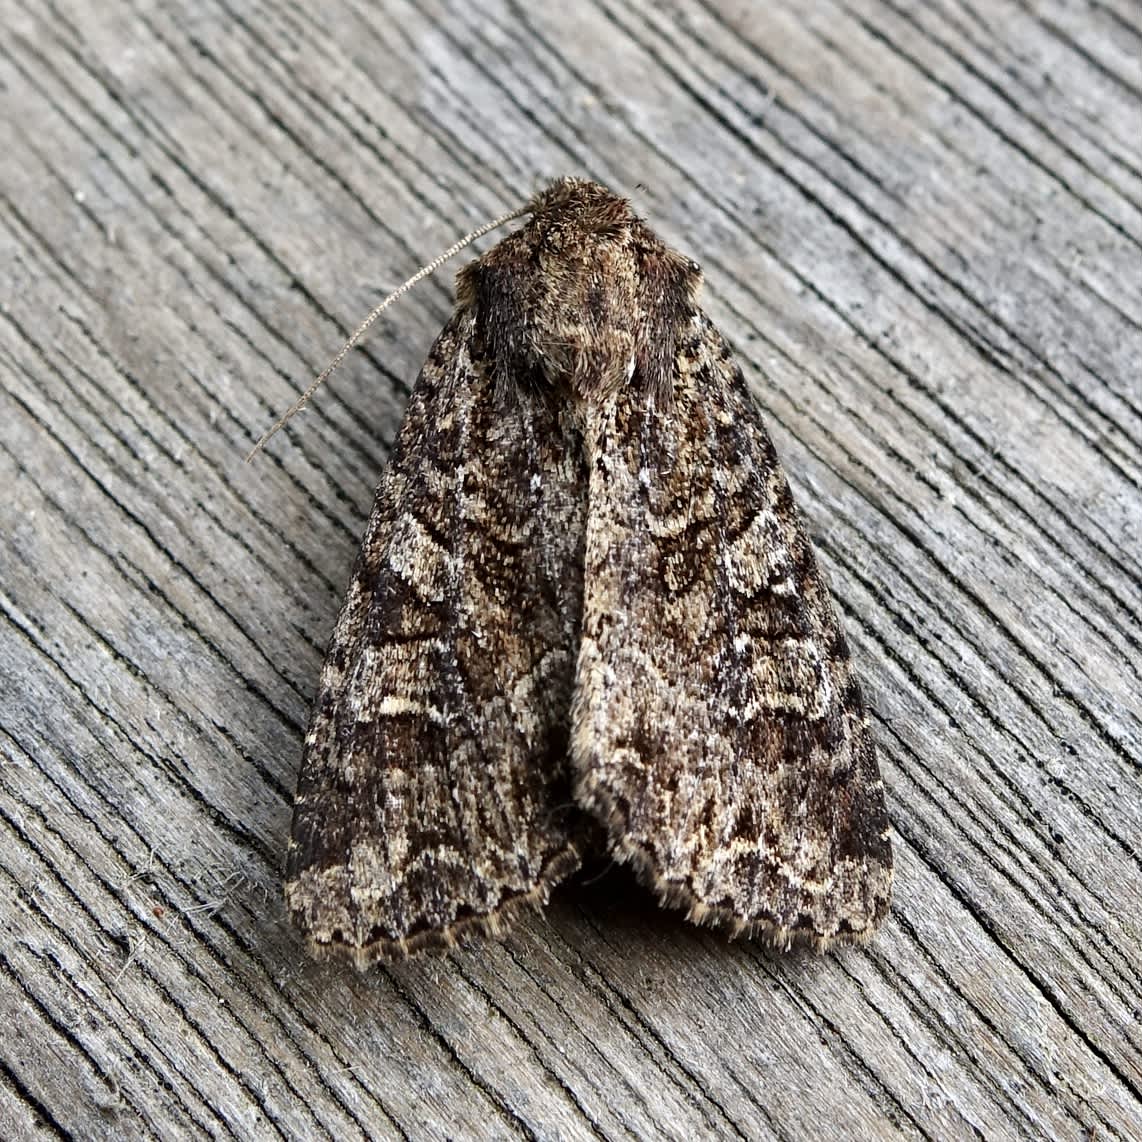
<box><xmin>2</xmin><ymin>0</ymin><xmax>1140</xmax><ymax>1137</ymax></box>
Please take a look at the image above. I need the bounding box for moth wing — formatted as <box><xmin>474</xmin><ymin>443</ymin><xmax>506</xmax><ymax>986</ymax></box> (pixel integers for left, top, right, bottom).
<box><xmin>286</xmin><ymin>312</ymin><xmax>587</xmax><ymax>964</ymax></box>
<box><xmin>573</xmin><ymin>314</ymin><xmax>892</xmax><ymax>948</ymax></box>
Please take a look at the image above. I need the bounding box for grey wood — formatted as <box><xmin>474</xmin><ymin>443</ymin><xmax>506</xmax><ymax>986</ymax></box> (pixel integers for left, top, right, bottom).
<box><xmin>2</xmin><ymin>0</ymin><xmax>1139</xmax><ymax>1138</ymax></box>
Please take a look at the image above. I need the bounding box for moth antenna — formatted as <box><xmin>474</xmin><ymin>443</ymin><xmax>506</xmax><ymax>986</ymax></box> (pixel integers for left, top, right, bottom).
<box><xmin>245</xmin><ymin>202</ymin><xmax>531</xmax><ymax>461</ymax></box>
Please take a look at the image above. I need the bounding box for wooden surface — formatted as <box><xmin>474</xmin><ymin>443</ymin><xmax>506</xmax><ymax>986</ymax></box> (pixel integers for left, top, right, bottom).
<box><xmin>2</xmin><ymin>0</ymin><xmax>1140</xmax><ymax>1138</ymax></box>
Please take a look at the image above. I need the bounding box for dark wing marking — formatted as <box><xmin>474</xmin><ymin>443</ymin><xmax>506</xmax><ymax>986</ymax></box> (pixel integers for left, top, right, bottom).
<box><xmin>286</xmin><ymin>312</ymin><xmax>588</xmax><ymax>964</ymax></box>
<box><xmin>573</xmin><ymin>312</ymin><xmax>892</xmax><ymax>949</ymax></box>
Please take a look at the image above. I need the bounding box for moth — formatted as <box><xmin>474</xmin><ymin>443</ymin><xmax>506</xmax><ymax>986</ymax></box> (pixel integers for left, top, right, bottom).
<box><xmin>281</xmin><ymin>177</ymin><xmax>892</xmax><ymax>965</ymax></box>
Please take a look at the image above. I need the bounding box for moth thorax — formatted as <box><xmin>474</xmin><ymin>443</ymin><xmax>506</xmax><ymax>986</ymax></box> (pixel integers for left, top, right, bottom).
<box><xmin>531</xmin><ymin>245</ymin><xmax>647</xmax><ymax>400</ymax></box>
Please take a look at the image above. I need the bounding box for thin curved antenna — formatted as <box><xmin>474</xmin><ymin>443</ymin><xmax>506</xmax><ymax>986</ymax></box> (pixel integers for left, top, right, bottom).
<box><xmin>245</xmin><ymin>203</ymin><xmax>530</xmax><ymax>462</ymax></box>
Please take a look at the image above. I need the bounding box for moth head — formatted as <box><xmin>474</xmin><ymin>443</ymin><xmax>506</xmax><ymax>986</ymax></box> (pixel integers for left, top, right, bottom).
<box><xmin>457</xmin><ymin>178</ymin><xmax>702</xmax><ymax>406</ymax></box>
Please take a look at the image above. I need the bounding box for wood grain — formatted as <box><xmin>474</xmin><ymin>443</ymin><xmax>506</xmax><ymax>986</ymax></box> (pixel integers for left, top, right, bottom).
<box><xmin>2</xmin><ymin>0</ymin><xmax>1140</xmax><ymax>1137</ymax></box>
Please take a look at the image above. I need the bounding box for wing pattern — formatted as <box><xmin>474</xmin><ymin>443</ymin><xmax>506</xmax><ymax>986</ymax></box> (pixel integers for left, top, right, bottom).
<box><xmin>285</xmin><ymin>313</ymin><xmax>589</xmax><ymax>964</ymax></box>
<box><xmin>573</xmin><ymin>313</ymin><xmax>892</xmax><ymax>947</ymax></box>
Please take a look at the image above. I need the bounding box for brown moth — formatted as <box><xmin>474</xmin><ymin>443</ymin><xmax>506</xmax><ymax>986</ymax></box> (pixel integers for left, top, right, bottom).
<box><xmin>280</xmin><ymin>178</ymin><xmax>892</xmax><ymax>965</ymax></box>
